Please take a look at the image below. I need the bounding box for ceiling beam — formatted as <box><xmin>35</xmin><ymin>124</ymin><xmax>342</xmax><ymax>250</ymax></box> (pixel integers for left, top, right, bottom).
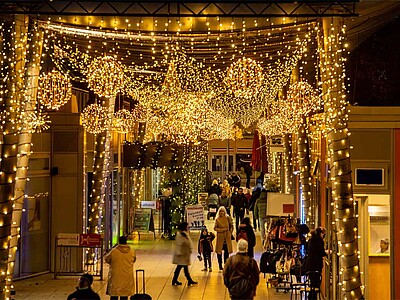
<box><xmin>1</xmin><ymin>0</ymin><xmax>358</xmax><ymax>17</ymax></box>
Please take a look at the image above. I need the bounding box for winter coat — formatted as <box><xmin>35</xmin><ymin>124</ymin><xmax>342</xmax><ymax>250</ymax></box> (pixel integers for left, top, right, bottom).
<box><xmin>173</xmin><ymin>231</ymin><xmax>193</xmax><ymax>265</ymax></box>
<box><xmin>231</xmin><ymin>193</ymin><xmax>247</xmax><ymax>213</ymax></box>
<box><xmin>214</xmin><ymin>215</ymin><xmax>233</xmax><ymax>254</ymax></box>
<box><xmin>231</xmin><ymin>175</ymin><xmax>241</xmax><ymax>188</ymax></box>
<box><xmin>249</xmin><ymin>186</ymin><xmax>263</xmax><ymax>211</ymax></box>
<box><xmin>105</xmin><ymin>244</ymin><xmax>136</xmax><ymax>296</ymax></box>
<box><xmin>209</xmin><ymin>184</ymin><xmax>222</xmax><ymax>196</ymax></box>
<box><xmin>254</xmin><ymin>191</ymin><xmax>268</xmax><ymax>219</ymax></box>
<box><xmin>305</xmin><ymin>236</ymin><xmax>327</xmax><ymax>272</ymax></box>
<box><xmin>221</xmin><ymin>183</ymin><xmax>232</xmax><ymax>197</ymax></box>
<box><xmin>198</xmin><ymin>232</ymin><xmax>215</xmax><ymax>254</ymax></box>
<box><xmin>236</xmin><ymin>223</ymin><xmax>256</xmax><ymax>249</ymax></box>
<box><xmin>223</xmin><ymin>253</ymin><xmax>260</xmax><ymax>300</ymax></box>
<box><xmin>67</xmin><ymin>287</ymin><xmax>100</xmax><ymax>300</ymax></box>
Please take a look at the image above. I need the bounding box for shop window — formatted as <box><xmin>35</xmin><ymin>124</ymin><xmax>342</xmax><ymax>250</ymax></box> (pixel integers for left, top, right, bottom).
<box><xmin>368</xmin><ymin>196</ymin><xmax>390</xmax><ymax>256</ymax></box>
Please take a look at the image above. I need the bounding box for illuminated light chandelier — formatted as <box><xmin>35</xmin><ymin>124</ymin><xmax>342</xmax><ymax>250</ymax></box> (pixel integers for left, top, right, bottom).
<box><xmin>37</xmin><ymin>70</ymin><xmax>72</xmax><ymax>110</ymax></box>
<box><xmin>24</xmin><ymin>111</ymin><xmax>51</xmax><ymax>133</ymax></box>
<box><xmin>86</xmin><ymin>56</ymin><xmax>124</xmax><ymax>98</ymax></box>
<box><xmin>81</xmin><ymin>103</ymin><xmax>110</xmax><ymax>134</ymax></box>
<box><xmin>112</xmin><ymin>109</ymin><xmax>135</xmax><ymax>133</ymax></box>
<box><xmin>224</xmin><ymin>57</ymin><xmax>264</xmax><ymax>99</ymax></box>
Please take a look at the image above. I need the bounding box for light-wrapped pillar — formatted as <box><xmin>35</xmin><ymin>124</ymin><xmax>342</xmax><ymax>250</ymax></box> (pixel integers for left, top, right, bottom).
<box><xmin>0</xmin><ymin>15</ymin><xmax>28</xmax><ymax>299</ymax></box>
<box><xmin>6</xmin><ymin>19</ymin><xmax>43</xmax><ymax>299</ymax></box>
<box><xmin>319</xmin><ymin>18</ymin><xmax>363</xmax><ymax>299</ymax></box>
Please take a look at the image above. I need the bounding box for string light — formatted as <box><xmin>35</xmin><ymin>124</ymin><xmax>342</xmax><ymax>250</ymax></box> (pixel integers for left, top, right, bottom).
<box><xmin>37</xmin><ymin>69</ymin><xmax>72</xmax><ymax>110</ymax></box>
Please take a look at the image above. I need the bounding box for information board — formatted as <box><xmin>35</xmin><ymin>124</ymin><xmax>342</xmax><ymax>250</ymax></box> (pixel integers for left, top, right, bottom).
<box><xmin>57</xmin><ymin>233</ymin><xmax>79</xmax><ymax>246</ymax></box>
<box><xmin>186</xmin><ymin>205</ymin><xmax>205</xmax><ymax>230</ymax></box>
<box><xmin>267</xmin><ymin>192</ymin><xmax>295</xmax><ymax>216</ymax></box>
<box><xmin>198</xmin><ymin>192</ymin><xmax>209</xmax><ymax>207</ymax></box>
<box><xmin>133</xmin><ymin>208</ymin><xmax>154</xmax><ymax>232</ymax></box>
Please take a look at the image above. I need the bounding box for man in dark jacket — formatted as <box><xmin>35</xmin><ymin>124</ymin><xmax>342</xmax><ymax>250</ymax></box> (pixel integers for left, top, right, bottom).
<box><xmin>223</xmin><ymin>239</ymin><xmax>260</xmax><ymax>300</ymax></box>
<box><xmin>67</xmin><ymin>273</ymin><xmax>100</xmax><ymax>300</ymax></box>
<box><xmin>231</xmin><ymin>188</ymin><xmax>247</xmax><ymax>230</ymax></box>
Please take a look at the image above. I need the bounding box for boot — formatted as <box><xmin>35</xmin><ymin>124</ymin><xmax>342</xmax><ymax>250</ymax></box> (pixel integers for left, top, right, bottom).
<box><xmin>217</xmin><ymin>253</ymin><xmax>223</xmax><ymax>271</ymax></box>
<box><xmin>172</xmin><ymin>269</ymin><xmax>182</xmax><ymax>286</ymax></box>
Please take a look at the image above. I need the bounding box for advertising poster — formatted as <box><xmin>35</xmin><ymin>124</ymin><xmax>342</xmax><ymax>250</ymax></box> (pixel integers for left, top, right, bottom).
<box><xmin>186</xmin><ymin>205</ymin><xmax>205</xmax><ymax>230</ymax></box>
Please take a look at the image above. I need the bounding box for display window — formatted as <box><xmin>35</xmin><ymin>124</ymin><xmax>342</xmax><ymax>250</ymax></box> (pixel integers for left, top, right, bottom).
<box><xmin>368</xmin><ymin>196</ymin><xmax>390</xmax><ymax>256</ymax></box>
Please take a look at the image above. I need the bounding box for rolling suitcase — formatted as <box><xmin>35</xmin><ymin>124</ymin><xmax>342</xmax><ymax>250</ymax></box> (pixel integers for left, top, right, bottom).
<box><xmin>130</xmin><ymin>269</ymin><xmax>152</xmax><ymax>300</ymax></box>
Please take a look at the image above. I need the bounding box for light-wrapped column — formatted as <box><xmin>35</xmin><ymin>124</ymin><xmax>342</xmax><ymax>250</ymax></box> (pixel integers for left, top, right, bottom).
<box><xmin>319</xmin><ymin>18</ymin><xmax>363</xmax><ymax>299</ymax></box>
<box><xmin>0</xmin><ymin>15</ymin><xmax>28</xmax><ymax>299</ymax></box>
<box><xmin>297</xmin><ymin>121</ymin><xmax>313</xmax><ymax>228</ymax></box>
<box><xmin>6</xmin><ymin>19</ymin><xmax>43</xmax><ymax>299</ymax></box>
<box><xmin>283</xmin><ymin>134</ymin><xmax>293</xmax><ymax>194</ymax></box>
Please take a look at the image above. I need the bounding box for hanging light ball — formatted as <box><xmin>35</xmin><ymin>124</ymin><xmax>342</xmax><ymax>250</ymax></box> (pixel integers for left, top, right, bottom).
<box><xmin>286</xmin><ymin>81</ymin><xmax>321</xmax><ymax>115</ymax></box>
<box><xmin>112</xmin><ymin>109</ymin><xmax>135</xmax><ymax>133</ymax></box>
<box><xmin>224</xmin><ymin>57</ymin><xmax>264</xmax><ymax>98</ymax></box>
<box><xmin>131</xmin><ymin>102</ymin><xmax>149</xmax><ymax>123</ymax></box>
<box><xmin>81</xmin><ymin>104</ymin><xmax>110</xmax><ymax>134</ymax></box>
<box><xmin>86</xmin><ymin>56</ymin><xmax>124</xmax><ymax>98</ymax></box>
<box><xmin>37</xmin><ymin>70</ymin><xmax>72</xmax><ymax>110</ymax></box>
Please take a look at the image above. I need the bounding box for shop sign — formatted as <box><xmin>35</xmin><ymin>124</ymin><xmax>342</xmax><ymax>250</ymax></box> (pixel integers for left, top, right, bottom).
<box><xmin>79</xmin><ymin>234</ymin><xmax>102</xmax><ymax>247</ymax></box>
<box><xmin>57</xmin><ymin>233</ymin><xmax>79</xmax><ymax>246</ymax></box>
<box><xmin>141</xmin><ymin>201</ymin><xmax>157</xmax><ymax>210</ymax></box>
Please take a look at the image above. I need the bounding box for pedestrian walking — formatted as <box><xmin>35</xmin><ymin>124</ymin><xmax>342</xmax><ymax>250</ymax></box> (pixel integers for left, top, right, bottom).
<box><xmin>197</xmin><ymin>227</ymin><xmax>215</xmax><ymax>272</ymax></box>
<box><xmin>254</xmin><ymin>190</ymin><xmax>268</xmax><ymax>246</ymax></box>
<box><xmin>105</xmin><ymin>236</ymin><xmax>137</xmax><ymax>300</ymax></box>
<box><xmin>223</xmin><ymin>239</ymin><xmax>260</xmax><ymax>300</ymax></box>
<box><xmin>231</xmin><ymin>187</ymin><xmax>248</xmax><ymax>230</ymax></box>
<box><xmin>236</xmin><ymin>217</ymin><xmax>256</xmax><ymax>258</ymax></box>
<box><xmin>172</xmin><ymin>222</ymin><xmax>198</xmax><ymax>286</ymax></box>
<box><xmin>214</xmin><ymin>206</ymin><xmax>233</xmax><ymax>271</ymax></box>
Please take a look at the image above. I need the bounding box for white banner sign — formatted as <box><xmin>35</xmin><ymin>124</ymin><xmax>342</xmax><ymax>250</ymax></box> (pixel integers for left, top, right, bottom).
<box><xmin>141</xmin><ymin>201</ymin><xmax>157</xmax><ymax>210</ymax></box>
<box><xmin>186</xmin><ymin>205</ymin><xmax>205</xmax><ymax>230</ymax></box>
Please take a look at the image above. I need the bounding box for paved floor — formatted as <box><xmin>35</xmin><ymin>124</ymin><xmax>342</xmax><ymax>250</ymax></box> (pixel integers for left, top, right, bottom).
<box><xmin>13</xmin><ymin>213</ymin><xmax>295</xmax><ymax>300</ymax></box>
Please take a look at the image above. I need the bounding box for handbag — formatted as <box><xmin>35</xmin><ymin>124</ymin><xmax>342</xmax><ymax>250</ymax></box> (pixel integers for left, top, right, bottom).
<box><xmin>278</xmin><ymin>225</ymin><xmax>296</xmax><ymax>243</ymax></box>
<box><xmin>283</xmin><ymin>218</ymin><xmax>298</xmax><ymax>238</ymax></box>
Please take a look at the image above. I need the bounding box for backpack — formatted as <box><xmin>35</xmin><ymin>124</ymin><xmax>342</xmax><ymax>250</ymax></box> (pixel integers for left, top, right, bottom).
<box><xmin>236</xmin><ymin>228</ymin><xmax>248</xmax><ymax>242</ymax></box>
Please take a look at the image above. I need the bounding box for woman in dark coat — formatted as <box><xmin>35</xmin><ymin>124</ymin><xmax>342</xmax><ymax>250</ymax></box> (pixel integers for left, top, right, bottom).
<box><xmin>236</xmin><ymin>217</ymin><xmax>256</xmax><ymax>258</ymax></box>
<box><xmin>305</xmin><ymin>227</ymin><xmax>327</xmax><ymax>300</ymax></box>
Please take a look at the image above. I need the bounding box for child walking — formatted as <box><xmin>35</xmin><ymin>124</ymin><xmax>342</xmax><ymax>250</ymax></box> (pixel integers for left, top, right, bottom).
<box><xmin>198</xmin><ymin>227</ymin><xmax>215</xmax><ymax>272</ymax></box>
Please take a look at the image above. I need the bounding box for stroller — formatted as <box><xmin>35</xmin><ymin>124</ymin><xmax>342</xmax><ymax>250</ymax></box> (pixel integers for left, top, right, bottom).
<box><xmin>207</xmin><ymin>193</ymin><xmax>219</xmax><ymax>220</ymax></box>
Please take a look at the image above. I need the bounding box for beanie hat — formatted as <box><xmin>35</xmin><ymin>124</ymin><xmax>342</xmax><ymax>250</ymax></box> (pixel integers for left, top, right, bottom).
<box><xmin>81</xmin><ymin>273</ymin><xmax>94</xmax><ymax>285</ymax></box>
<box><xmin>237</xmin><ymin>239</ymin><xmax>248</xmax><ymax>253</ymax></box>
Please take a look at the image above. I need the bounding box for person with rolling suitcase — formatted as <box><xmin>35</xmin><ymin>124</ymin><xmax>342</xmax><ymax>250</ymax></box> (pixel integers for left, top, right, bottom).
<box><xmin>130</xmin><ymin>269</ymin><xmax>151</xmax><ymax>300</ymax></box>
<box><xmin>105</xmin><ymin>236</ymin><xmax>136</xmax><ymax>300</ymax></box>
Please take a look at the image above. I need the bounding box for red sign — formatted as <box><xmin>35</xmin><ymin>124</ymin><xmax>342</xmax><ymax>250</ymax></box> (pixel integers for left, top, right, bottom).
<box><xmin>282</xmin><ymin>204</ymin><xmax>295</xmax><ymax>214</ymax></box>
<box><xmin>79</xmin><ymin>234</ymin><xmax>102</xmax><ymax>247</ymax></box>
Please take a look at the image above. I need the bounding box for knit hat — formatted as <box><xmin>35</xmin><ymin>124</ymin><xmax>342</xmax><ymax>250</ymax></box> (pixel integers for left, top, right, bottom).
<box><xmin>81</xmin><ymin>273</ymin><xmax>94</xmax><ymax>285</ymax></box>
<box><xmin>237</xmin><ymin>239</ymin><xmax>248</xmax><ymax>253</ymax></box>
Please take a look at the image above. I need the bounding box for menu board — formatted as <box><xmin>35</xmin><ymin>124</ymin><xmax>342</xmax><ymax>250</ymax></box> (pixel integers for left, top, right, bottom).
<box><xmin>133</xmin><ymin>208</ymin><xmax>153</xmax><ymax>232</ymax></box>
